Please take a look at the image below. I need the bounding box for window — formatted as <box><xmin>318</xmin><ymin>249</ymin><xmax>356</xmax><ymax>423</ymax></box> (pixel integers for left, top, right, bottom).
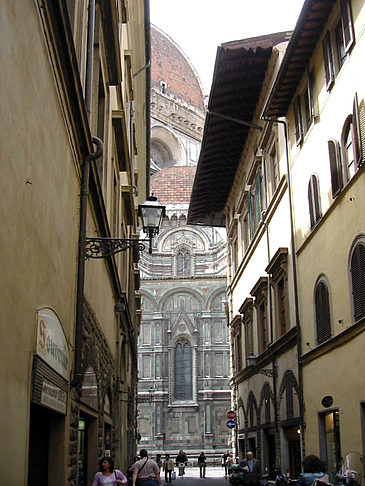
<box><xmin>248</xmin><ymin>173</ymin><xmax>263</xmax><ymax>238</ymax></box>
<box><xmin>322</xmin><ymin>0</ymin><xmax>355</xmax><ymax>90</ymax></box>
<box><xmin>328</xmin><ymin>139</ymin><xmax>343</xmax><ymax>198</ymax></box>
<box><xmin>294</xmin><ymin>69</ymin><xmax>315</xmax><ymax>144</ymax></box>
<box><xmin>175</xmin><ymin>341</ymin><xmax>192</xmax><ymax>400</ymax></box>
<box><xmin>315</xmin><ymin>280</ymin><xmax>332</xmax><ymax>344</ymax></box>
<box><xmin>322</xmin><ymin>31</ymin><xmax>335</xmax><ymax>90</ymax></box>
<box><xmin>277</xmin><ymin>277</ymin><xmax>287</xmax><ymax>336</ymax></box>
<box><xmin>350</xmin><ymin>242</ymin><xmax>365</xmax><ymax>321</ymax></box>
<box><xmin>266</xmin><ymin>248</ymin><xmax>288</xmax><ymax>340</ymax></box>
<box><xmin>342</xmin><ymin>94</ymin><xmax>364</xmax><ymax>181</ymax></box>
<box><xmin>294</xmin><ymin>96</ymin><xmax>303</xmax><ymax>145</ymax></box>
<box><xmin>176</xmin><ymin>248</ymin><xmax>191</xmax><ymax>277</ymax></box>
<box><xmin>240</xmin><ymin>298</ymin><xmax>253</xmax><ymax>362</ymax></box>
<box><xmin>160</xmin><ymin>80</ymin><xmax>167</xmax><ymax>94</ymax></box>
<box><xmin>308</xmin><ymin>174</ymin><xmax>322</xmax><ymax>228</ymax></box>
<box><xmin>251</xmin><ymin>277</ymin><xmax>268</xmax><ymax>354</ymax></box>
<box><xmin>268</xmin><ymin>144</ymin><xmax>279</xmax><ymax>196</ymax></box>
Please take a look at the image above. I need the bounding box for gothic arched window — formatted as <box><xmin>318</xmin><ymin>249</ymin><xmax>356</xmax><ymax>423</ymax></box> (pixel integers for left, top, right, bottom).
<box><xmin>175</xmin><ymin>341</ymin><xmax>192</xmax><ymax>400</ymax></box>
<box><xmin>176</xmin><ymin>248</ymin><xmax>191</xmax><ymax>277</ymax></box>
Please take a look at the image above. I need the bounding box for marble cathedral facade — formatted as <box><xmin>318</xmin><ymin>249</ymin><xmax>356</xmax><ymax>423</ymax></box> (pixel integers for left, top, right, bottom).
<box><xmin>136</xmin><ymin>26</ymin><xmax>231</xmax><ymax>460</ymax></box>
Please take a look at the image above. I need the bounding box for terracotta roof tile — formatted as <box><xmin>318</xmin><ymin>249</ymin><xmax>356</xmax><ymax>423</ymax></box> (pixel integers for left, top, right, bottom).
<box><xmin>151</xmin><ymin>166</ymin><xmax>196</xmax><ymax>205</ymax></box>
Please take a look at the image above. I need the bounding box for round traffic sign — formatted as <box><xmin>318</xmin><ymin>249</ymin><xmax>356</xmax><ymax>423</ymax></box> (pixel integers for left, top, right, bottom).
<box><xmin>227</xmin><ymin>410</ymin><xmax>236</xmax><ymax>420</ymax></box>
<box><xmin>226</xmin><ymin>419</ymin><xmax>236</xmax><ymax>429</ymax></box>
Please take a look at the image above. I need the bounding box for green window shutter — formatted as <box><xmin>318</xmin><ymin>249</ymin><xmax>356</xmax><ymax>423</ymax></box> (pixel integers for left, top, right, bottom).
<box><xmin>248</xmin><ymin>193</ymin><xmax>253</xmax><ymax>239</ymax></box>
<box><xmin>255</xmin><ymin>173</ymin><xmax>262</xmax><ymax>225</ymax></box>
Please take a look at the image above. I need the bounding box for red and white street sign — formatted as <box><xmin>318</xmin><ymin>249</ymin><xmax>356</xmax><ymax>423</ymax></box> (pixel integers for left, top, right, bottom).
<box><xmin>227</xmin><ymin>410</ymin><xmax>236</xmax><ymax>420</ymax></box>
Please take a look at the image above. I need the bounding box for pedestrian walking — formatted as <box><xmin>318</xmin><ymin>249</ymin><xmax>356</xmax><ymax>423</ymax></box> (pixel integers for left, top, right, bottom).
<box><xmin>222</xmin><ymin>451</ymin><xmax>232</xmax><ymax>477</ymax></box>
<box><xmin>132</xmin><ymin>449</ymin><xmax>162</xmax><ymax>486</ymax></box>
<box><xmin>198</xmin><ymin>452</ymin><xmax>207</xmax><ymax>478</ymax></box>
<box><xmin>156</xmin><ymin>454</ymin><xmax>162</xmax><ymax>471</ymax></box>
<box><xmin>126</xmin><ymin>457</ymin><xmax>140</xmax><ymax>486</ymax></box>
<box><xmin>176</xmin><ymin>450</ymin><xmax>188</xmax><ymax>478</ymax></box>
<box><xmin>297</xmin><ymin>455</ymin><xmax>329</xmax><ymax>486</ymax></box>
<box><xmin>163</xmin><ymin>454</ymin><xmax>174</xmax><ymax>483</ymax></box>
<box><xmin>92</xmin><ymin>456</ymin><xmax>128</xmax><ymax>485</ymax></box>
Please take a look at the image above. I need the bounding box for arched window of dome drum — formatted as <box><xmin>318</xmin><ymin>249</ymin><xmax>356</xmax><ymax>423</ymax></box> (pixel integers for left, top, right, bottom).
<box><xmin>308</xmin><ymin>174</ymin><xmax>322</xmax><ymax>228</ymax></box>
<box><xmin>176</xmin><ymin>248</ymin><xmax>191</xmax><ymax>277</ymax></box>
<box><xmin>175</xmin><ymin>341</ymin><xmax>192</xmax><ymax>400</ymax></box>
<box><xmin>350</xmin><ymin>242</ymin><xmax>365</xmax><ymax>321</ymax></box>
<box><xmin>315</xmin><ymin>280</ymin><xmax>332</xmax><ymax>344</ymax></box>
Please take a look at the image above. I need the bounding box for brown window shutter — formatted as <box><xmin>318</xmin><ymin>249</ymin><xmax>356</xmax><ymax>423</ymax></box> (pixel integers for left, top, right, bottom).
<box><xmin>294</xmin><ymin>96</ymin><xmax>303</xmax><ymax>145</ymax></box>
<box><xmin>328</xmin><ymin>139</ymin><xmax>343</xmax><ymax>198</ymax></box>
<box><xmin>308</xmin><ymin>178</ymin><xmax>315</xmax><ymax>228</ymax></box>
<box><xmin>359</xmin><ymin>99</ymin><xmax>365</xmax><ymax>167</ymax></box>
<box><xmin>351</xmin><ymin>243</ymin><xmax>365</xmax><ymax>321</ymax></box>
<box><xmin>315</xmin><ymin>281</ymin><xmax>331</xmax><ymax>344</ymax></box>
<box><xmin>353</xmin><ymin>93</ymin><xmax>363</xmax><ymax>166</ymax></box>
<box><xmin>322</xmin><ymin>31</ymin><xmax>334</xmax><ymax>90</ymax></box>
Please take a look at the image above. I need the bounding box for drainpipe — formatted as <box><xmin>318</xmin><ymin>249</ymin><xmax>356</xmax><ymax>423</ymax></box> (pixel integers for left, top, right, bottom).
<box><xmin>144</xmin><ymin>0</ymin><xmax>151</xmax><ymax>194</ymax></box>
<box><xmin>262</xmin><ymin>117</ymin><xmax>304</xmax><ymax>458</ymax></box>
<box><xmin>74</xmin><ymin>136</ymin><xmax>103</xmax><ymax>386</ymax></box>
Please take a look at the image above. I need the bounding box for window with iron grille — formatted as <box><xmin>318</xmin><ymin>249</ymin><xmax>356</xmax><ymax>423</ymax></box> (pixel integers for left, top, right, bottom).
<box><xmin>350</xmin><ymin>242</ymin><xmax>365</xmax><ymax>321</ymax></box>
<box><xmin>315</xmin><ymin>280</ymin><xmax>332</xmax><ymax>344</ymax></box>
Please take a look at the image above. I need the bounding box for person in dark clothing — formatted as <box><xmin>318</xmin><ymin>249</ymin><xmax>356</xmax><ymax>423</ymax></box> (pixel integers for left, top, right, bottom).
<box><xmin>176</xmin><ymin>450</ymin><xmax>188</xmax><ymax>477</ymax></box>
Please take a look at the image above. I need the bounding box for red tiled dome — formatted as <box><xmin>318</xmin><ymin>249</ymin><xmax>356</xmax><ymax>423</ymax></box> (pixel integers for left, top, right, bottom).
<box><xmin>150</xmin><ymin>166</ymin><xmax>196</xmax><ymax>205</ymax></box>
<box><xmin>151</xmin><ymin>25</ymin><xmax>205</xmax><ymax>110</ymax></box>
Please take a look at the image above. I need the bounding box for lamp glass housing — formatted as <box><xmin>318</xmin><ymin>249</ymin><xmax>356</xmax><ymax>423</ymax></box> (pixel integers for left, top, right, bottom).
<box><xmin>138</xmin><ymin>196</ymin><xmax>165</xmax><ymax>236</ymax></box>
<box><xmin>247</xmin><ymin>353</ymin><xmax>257</xmax><ymax>367</ymax></box>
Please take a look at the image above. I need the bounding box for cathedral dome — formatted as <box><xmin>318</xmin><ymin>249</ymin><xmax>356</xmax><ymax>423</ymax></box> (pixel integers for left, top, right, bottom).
<box><xmin>151</xmin><ymin>25</ymin><xmax>205</xmax><ymax>111</ymax></box>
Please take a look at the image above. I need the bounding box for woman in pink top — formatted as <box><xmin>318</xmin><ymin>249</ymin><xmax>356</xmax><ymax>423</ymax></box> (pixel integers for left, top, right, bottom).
<box><xmin>92</xmin><ymin>456</ymin><xmax>128</xmax><ymax>485</ymax></box>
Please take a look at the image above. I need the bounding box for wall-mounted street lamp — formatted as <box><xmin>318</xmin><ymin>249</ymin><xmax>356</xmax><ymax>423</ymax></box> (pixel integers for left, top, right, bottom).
<box><xmin>247</xmin><ymin>353</ymin><xmax>276</xmax><ymax>378</ymax></box>
<box><xmin>85</xmin><ymin>195</ymin><xmax>165</xmax><ymax>258</ymax></box>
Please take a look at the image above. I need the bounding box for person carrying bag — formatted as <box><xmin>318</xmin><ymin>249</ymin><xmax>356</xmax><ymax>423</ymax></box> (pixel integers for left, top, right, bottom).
<box><xmin>132</xmin><ymin>449</ymin><xmax>162</xmax><ymax>486</ymax></box>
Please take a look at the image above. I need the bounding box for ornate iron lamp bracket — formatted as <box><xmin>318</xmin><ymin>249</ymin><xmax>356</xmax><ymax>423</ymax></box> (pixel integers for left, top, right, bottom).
<box><xmin>85</xmin><ymin>237</ymin><xmax>146</xmax><ymax>259</ymax></box>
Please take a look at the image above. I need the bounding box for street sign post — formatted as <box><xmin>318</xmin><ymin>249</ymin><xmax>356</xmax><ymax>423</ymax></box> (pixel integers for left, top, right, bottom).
<box><xmin>226</xmin><ymin>419</ymin><xmax>236</xmax><ymax>429</ymax></box>
<box><xmin>227</xmin><ymin>410</ymin><xmax>236</xmax><ymax>420</ymax></box>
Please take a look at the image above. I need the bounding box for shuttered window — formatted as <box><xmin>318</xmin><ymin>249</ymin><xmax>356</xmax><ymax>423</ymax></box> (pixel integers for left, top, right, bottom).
<box><xmin>350</xmin><ymin>242</ymin><xmax>365</xmax><ymax>321</ymax></box>
<box><xmin>294</xmin><ymin>96</ymin><xmax>303</xmax><ymax>144</ymax></box>
<box><xmin>315</xmin><ymin>281</ymin><xmax>331</xmax><ymax>344</ymax></box>
<box><xmin>328</xmin><ymin>139</ymin><xmax>343</xmax><ymax>198</ymax></box>
<box><xmin>340</xmin><ymin>0</ymin><xmax>355</xmax><ymax>53</ymax></box>
<box><xmin>322</xmin><ymin>31</ymin><xmax>335</xmax><ymax>90</ymax></box>
<box><xmin>308</xmin><ymin>174</ymin><xmax>322</xmax><ymax>228</ymax></box>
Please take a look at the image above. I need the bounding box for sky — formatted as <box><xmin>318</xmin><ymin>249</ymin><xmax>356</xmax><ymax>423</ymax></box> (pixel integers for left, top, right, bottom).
<box><xmin>150</xmin><ymin>0</ymin><xmax>306</xmax><ymax>94</ymax></box>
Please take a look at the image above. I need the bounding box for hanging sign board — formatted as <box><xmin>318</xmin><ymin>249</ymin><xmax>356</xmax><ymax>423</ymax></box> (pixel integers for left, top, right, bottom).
<box><xmin>36</xmin><ymin>308</ymin><xmax>69</xmax><ymax>380</ymax></box>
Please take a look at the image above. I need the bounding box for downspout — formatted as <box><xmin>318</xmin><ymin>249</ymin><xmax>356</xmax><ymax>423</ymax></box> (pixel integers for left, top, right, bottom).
<box><xmin>74</xmin><ymin>136</ymin><xmax>104</xmax><ymax>386</ymax></box>
<box><xmin>262</xmin><ymin>117</ymin><xmax>304</xmax><ymax>458</ymax></box>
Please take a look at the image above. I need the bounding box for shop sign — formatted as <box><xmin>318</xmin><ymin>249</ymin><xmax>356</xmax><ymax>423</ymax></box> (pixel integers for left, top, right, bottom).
<box><xmin>40</xmin><ymin>379</ymin><xmax>67</xmax><ymax>414</ymax></box>
<box><xmin>36</xmin><ymin>308</ymin><xmax>69</xmax><ymax>380</ymax></box>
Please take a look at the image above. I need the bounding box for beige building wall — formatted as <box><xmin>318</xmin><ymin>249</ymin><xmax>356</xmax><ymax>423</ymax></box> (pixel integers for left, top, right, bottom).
<box><xmin>285</xmin><ymin>0</ymin><xmax>365</xmax><ymax>476</ymax></box>
<box><xmin>0</xmin><ymin>0</ymin><xmax>148</xmax><ymax>484</ymax></box>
